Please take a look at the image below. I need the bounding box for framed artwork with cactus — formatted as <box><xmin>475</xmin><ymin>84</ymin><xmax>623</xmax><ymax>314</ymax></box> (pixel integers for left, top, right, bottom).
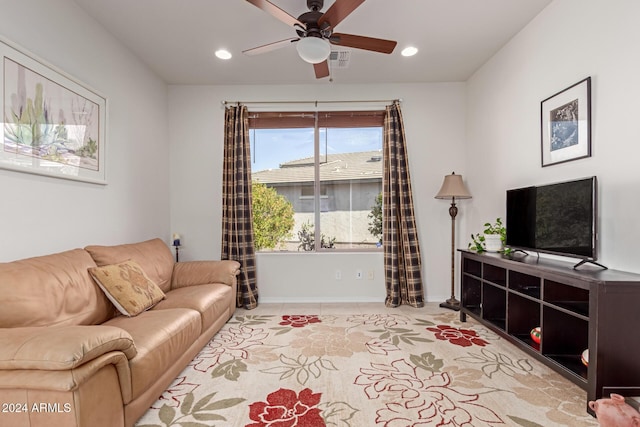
<box><xmin>1</xmin><ymin>37</ymin><xmax>107</xmax><ymax>184</ymax></box>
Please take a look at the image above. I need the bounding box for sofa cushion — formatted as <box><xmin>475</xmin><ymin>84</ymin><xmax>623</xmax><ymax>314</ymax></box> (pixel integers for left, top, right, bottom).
<box><xmin>103</xmin><ymin>308</ymin><xmax>200</xmax><ymax>400</ymax></box>
<box><xmin>89</xmin><ymin>260</ymin><xmax>166</xmax><ymax>317</ymax></box>
<box><xmin>0</xmin><ymin>249</ymin><xmax>115</xmax><ymax>328</ymax></box>
<box><xmin>85</xmin><ymin>238</ymin><xmax>175</xmax><ymax>293</ymax></box>
<box><xmin>154</xmin><ymin>284</ymin><xmax>233</xmax><ymax>330</ymax></box>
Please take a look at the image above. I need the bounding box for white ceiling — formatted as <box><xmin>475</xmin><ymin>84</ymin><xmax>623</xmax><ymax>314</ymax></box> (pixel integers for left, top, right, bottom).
<box><xmin>72</xmin><ymin>0</ymin><xmax>553</xmax><ymax>85</ymax></box>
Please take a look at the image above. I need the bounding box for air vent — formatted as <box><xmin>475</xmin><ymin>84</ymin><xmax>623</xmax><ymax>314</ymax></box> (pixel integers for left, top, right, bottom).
<box><xmin>329</xmin><ymin>50</ymin><xmax>351</xmax><ymax>69</ymax></box>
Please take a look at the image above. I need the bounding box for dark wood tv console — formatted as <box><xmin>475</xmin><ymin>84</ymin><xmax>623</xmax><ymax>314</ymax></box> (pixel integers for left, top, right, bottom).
<box><xmin>458</xmin><ymin>250</ymin><xmax>640</xmax><ymax>415</ymax></box>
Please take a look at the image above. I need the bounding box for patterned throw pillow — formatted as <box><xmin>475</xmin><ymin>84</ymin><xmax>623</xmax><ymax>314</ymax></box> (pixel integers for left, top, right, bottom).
<box><xmin>89</xmin><ymin>260</ymin><xmax>165</xmax><ymax>316</ymax></box>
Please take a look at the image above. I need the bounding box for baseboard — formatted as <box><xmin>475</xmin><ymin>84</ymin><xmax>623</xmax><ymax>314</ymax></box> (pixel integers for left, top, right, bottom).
<box><xmin>258</xmin><ymin>296</ymin><xmax>384</xmax><ymax>304</ymax></box>
<box><xmin>257</xmin><ymin>296</ymin><xmax>449</xmax><ymax>304</ymax></box>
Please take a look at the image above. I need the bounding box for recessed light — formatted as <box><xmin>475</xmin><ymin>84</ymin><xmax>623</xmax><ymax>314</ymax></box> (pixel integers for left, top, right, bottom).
<box><xmin>215</xmin><ymin>49</ymin><xmax>232</xmax><ymax>60</ymax></box>
<box><xmin>401</xmin><ymin>46</ymin><xmax>418</xmax><ymax>57</ymax></box>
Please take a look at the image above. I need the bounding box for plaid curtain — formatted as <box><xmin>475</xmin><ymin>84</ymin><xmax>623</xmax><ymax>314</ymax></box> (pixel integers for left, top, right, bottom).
<box><xmin>383</xmin><ymin>102</ymin><xmax>424</xmax><ymax>307</ymax></box>
<box><xmin>221</xmin><ymin>105</ymin><xmax>258</xmax><ymax>309</ymax></box>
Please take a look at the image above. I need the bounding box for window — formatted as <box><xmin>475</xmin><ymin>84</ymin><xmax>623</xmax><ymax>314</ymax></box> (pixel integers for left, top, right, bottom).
<box><xmin>250</xmin><ymin>110</ymin><xmax>384</xmax><ymax>252</ymax></box>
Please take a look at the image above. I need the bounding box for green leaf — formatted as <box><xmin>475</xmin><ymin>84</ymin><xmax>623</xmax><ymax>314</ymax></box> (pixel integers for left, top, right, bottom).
<box><xmin>158</xmin><ymin>404</ymin><xmax>176</xmax><ymax>426</ymax></box>
<box><xmin>192</xmin><ymin>393</ymin><xmax>216</xmax><ymax>413</ymax></box>
<box><xmin>180</xmin><ymin>392</ymin><xmax>194</xmax><ymax>416</ymax></box>
<box><xmin>210</xmin><ymin>359</ymin><xmax>248</xmax><ymax>381</ymax></box>
<box><xmin>507</xmin><ymin>415</ymin><xmax>546</xmax><ymax>427</ymax></box>
<box><xmin>280</xmin><ymin>368</ymin><xmax>296</xmax><ymax>380</ymax></box>
<box><xmin>201</xmin><ymin>398</ymin><xmax>246</xmax><ymax>411</ymax></box>
<box><xmin>319</xmin><ymin>358</ymin><xmax>338</xmax><ymax>371</ymax></box>
<box><xmin>178</xmin><ymin>423</ymin><xmax>212</xmax><ymax>427</ymax></box>
<box><xmin>297</xmin><ymin>368</ymin><xmax>310</xmax><ymax>385</ymax></box>
<box><xmin>413</xmin><ymin>319</ymin><xmax>436</xmax><ymax>327</ymax></box>
<box><xmin>308</xmin><ymin>361</ymin><xmax>322</xmax><ymax>378</ymax></box>
<box><xmin>400</xmin><ymin>335</ymin><xmax>415</xmax><ymax>345</ymax></box>
<box><xmin>411</xmin><ymin>352</ymin><xmax>444</xmax><ymax>372</ymax></box>
<box><xmin>517</xmin><ymin>359</ymin><xmax>533</xmax><ymax>371</ymax></box>
<box><xmin>192</xmin><ymin>413</ymin><xmax>228</xmax><ymax>421</ymax></box>
<box><xmin>389</xmin><ymin>328</ymin><xmax>411</xmax><ymax>333</ymax></box>
<box><xmin>319</xmin><ymin>401</ymin><xmax>360</xmax><ymax>424</ymax></box>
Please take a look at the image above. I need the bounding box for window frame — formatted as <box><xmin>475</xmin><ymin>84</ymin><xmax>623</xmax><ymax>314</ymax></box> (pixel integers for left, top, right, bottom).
<box><xmin>249</xmin><ymin>110</ymin><xmax>384</xmax><ymax>253</ymax></box>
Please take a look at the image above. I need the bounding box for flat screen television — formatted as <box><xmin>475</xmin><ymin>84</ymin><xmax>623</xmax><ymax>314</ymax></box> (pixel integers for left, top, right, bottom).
<box><xmin>506</xmin><ymin>177</ymin><xmax>598</xmax><ymax>266</ymax></box>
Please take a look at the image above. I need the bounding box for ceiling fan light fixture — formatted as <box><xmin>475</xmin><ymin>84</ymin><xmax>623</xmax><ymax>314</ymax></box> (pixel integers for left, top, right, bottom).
<box><xmin>296</xmin><ymin>37</ymin><xmax>331</xmax><ymax>64</ymax></box>
<box><xmin>215</xmin><ymin>49</ymin><xmax>232</xmax><ymax>60</ymax></box>
<box><xmin>401</xmin><ymin>46</ymin><xmax>418</xmax><ymax>57</ymax></box>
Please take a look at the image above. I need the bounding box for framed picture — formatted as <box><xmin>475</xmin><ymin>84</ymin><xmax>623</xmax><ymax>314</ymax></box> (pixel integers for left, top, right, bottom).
<box><xmin>1</xmin><ymin>37</ymin><xmax>107</xmax><ymax>184</ymax></box>
<box><xmin>541</xmin><ymin>77</ymin><xmax>591</xmax><ymax>167</ymax></box>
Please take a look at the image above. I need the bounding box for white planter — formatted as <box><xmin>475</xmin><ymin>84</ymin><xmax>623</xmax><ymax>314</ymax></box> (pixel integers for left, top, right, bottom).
<box><xmin>484</xmin><ymin>234</ymin><xmax>503</xmax><ymax>252</ymax></box>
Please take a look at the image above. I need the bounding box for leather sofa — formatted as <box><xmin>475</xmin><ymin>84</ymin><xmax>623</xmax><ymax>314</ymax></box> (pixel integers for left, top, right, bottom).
<box><xmin>0</xmin><ymin>238</ymin><xmax>240</xmax><ymax>427</ymax></box>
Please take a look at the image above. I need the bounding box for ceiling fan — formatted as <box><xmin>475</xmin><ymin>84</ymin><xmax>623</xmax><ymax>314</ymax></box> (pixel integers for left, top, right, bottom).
<box><xmin>243</xmin><ymin>0</ymin><xmax>397</xmax><ymax>79</ymax></box>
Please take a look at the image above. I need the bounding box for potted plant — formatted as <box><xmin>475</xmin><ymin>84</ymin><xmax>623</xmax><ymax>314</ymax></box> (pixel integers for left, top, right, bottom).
<box><xmin>469</xmin><ymin>218</ymin><xmax>509</xmax><ymax>253</ymax></box>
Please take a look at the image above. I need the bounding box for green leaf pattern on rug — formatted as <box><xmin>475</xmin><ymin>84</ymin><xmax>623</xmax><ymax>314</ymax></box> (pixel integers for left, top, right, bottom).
<box><xmin>375</xmin><ymin>327</ymin><xmax>434</xmax><ymax>346</ymax></box>
<box><xmin>346</xmin><ymin>315</ymin><xmax>434</xmax><ymax>355</ymax></box>
<box><xmin>318</xmin><ymin>401</ymin><xmax>360</xmax><ymax>426</ymax></box>
<box><xmin>228</xmin><ymin>315</ymin><xmax>275</xmax><ymax>327</ymax></box>
<box><xmin>456</xmin><ymin>348</ymin><xmax>533</xmax><ymax>378</ymax></box>
<box><xmin>410</xmin><ymin>352</ymin><xmax>444</xmax><ymax>373</ymax></box>
<box><xmin>261</xmin><ymin>353</ymin><xmax>338</xmax><ymax>386</ymax></box>
<box><xmin>269</xmin><ymin>326</ymin><xmax>295</xmax><ymax>335</ymax></box>
<box><xmin>210</xmin><ymin>359</ymin><xmax>248</xmax><ymax>381</ymax></box>
<box><xmin>412</xmin><ymin>318</ymin><xmax>437</xmax><ymax>327</ymax></box>
<box><xmin>145</xmin><ymin>392</ymin><xmax>245</xmax><ymax>427</ymax></box>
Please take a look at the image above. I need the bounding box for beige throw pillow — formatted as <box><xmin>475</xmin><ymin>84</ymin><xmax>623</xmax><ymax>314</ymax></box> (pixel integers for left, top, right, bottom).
<box><xmin>89</xmin><ymin>260</ymin><xmax>165</xmax><ymax>316</ymax></box>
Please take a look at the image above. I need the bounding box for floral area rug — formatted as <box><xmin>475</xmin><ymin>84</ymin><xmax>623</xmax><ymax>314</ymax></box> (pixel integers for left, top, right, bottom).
<box><xmin>135</xmin><ymin>310</ymin><xmax>599</xmax><ymax>427</ymax></box>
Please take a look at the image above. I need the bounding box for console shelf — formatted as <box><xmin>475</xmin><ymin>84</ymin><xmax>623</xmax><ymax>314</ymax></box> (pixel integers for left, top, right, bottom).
<box><xmin>459</xmin><ymin>250</ymin><xmax>640</xmax><ymax>415</ymax></box>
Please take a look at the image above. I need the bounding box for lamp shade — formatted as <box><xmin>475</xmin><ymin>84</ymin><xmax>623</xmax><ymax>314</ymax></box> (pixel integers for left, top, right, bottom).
<box><xmin>296</xmin><ymin>37</ymin><xmax>331</xmax><ymax>64</ymax></box>
<box><xmin>435</xmin><ymin>172</ymin><xmax>472</xmax><ymax>199</ymax></box>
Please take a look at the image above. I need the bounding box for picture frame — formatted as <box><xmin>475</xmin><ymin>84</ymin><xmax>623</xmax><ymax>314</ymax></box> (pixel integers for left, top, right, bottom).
<box><xmin>541</xmin><ymin>77</ymin><xmax>591</xmax><ymax>167</ymax></box>
<box><xmin>1</xmin><ymin>36</ymin><xmax>107</xmax><ymax>184</ymax></box>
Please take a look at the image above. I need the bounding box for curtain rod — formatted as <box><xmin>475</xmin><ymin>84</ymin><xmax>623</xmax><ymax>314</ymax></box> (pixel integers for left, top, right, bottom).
<box><xmin>222</xmin><ymin>99</ymin><xmax>401</xmax><ymax>106</ymax></box>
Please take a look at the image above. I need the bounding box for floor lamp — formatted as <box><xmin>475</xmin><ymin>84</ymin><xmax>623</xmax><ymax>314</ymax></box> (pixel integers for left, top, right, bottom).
<box><xmin>435</xmin><ymin>172</ymin><xmax>472</xmax><ymax>311</ymax></box>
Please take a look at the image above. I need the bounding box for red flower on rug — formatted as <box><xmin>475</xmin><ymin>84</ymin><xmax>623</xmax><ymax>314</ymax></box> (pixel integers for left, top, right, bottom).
<box><xmin>247</xmin><ymin>388</ymin><xmax>325</xmax><ymax>427</ymax></box>
<box><xmin>279</xmin><ymin>315</ymin><xmax>321</xmax><ymax>328</ymax></box>
<box><xmin>427</xmin><ymin>324</ymin><xmax>489</xmax><ymax>347</ymax></box>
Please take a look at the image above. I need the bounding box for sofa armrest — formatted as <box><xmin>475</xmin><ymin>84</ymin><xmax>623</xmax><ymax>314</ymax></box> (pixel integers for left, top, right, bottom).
<box><xmin>171</xmin><ymin>260</ymin><xmax>241</xmax><ymax>290</ymax></box>
<box><xmin>0</xmin><ymin>325</ymin><xmax>137</xmax><ymax>371</ymax></box>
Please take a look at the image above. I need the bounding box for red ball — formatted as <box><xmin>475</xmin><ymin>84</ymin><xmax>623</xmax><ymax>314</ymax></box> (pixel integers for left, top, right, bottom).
<box><xmin>530</xmin><ymin>326</ymin><xmax>541</xmax><ymax>344</ymax></box>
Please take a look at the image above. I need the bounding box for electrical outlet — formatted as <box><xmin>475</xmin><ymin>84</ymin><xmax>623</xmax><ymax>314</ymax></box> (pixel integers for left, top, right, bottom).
<box><xmin>367</xmin><ymin>270</ymin><xmax>374</xmax><ymax>280</ymax></box>
<box><xmin>356</xmin><ymin>270</ymin><xmax>363</xmax><ymax>279</ymax></box>
<box><xmin>335</xmin><ymin>270</ymin><xmax>342</xmax><ymax>280</ymax></box>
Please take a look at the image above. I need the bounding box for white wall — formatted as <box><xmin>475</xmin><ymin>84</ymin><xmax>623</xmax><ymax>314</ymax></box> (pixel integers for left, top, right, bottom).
<box><xmin>168</xmin><ymin>83</ymin><xmax>468</xmax><ymax>303</ymax></box>
<box><xmin>12</xmin><ymin>0</ymin><xmax>631</xmax><ymax>303</ymax></box>
<box><xmin>466</xmin><ymin>0</ymin><xmax>640</xmax><ymax>272</ymax></box>
<box><xmin>0</xmin><ymin>0</ymin><xmax>170</xmax><ymax>261</ymax></box>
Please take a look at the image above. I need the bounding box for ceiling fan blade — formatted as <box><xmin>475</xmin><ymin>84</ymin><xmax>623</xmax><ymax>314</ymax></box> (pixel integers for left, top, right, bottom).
<box><xmin>245</xmin><ymin>0</ymin><xmax>305</xmax><ymax>28</ymax></box>
<box><xmin>318</xmin><ymin>0</ymin><xmax>365</xmax><ymax>29</ymax></box>
<box><xmin>330</xmin><ymin>33</ymin><xmax>397</xmax><ymax>54</ymax></box>
<box><xmin>314</xmin><ymin>61</ymin><xmax>330</xmax><ymax>79</ymax></box>
<box><xmin>243</xmin><ymin>38</ymin><xmax>299</xmax><ymax>56</ymax></box>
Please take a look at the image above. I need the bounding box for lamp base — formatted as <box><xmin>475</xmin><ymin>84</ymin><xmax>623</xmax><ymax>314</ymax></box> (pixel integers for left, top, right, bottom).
<box><xmin>439</xmin><ymin>298</ymin><xmax>461</xmax><ymax>311</ymax></box>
